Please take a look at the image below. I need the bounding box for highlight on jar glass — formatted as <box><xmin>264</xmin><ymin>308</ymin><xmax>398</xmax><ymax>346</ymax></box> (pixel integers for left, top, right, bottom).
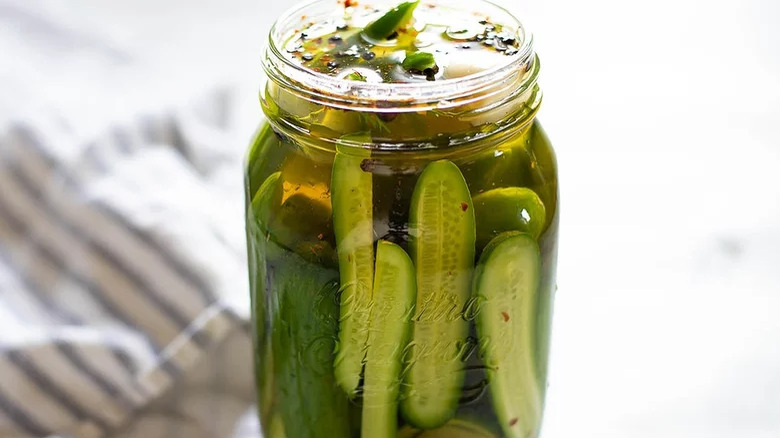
<box><xmin>244</xmin><ymin>0</ymin><xmax>559</xmax><ymax>437</ymax></box>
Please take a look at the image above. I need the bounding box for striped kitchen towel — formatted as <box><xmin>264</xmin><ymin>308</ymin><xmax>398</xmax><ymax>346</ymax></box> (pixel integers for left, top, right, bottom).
<box><xmin>0</xmin><ymin>104</ymin><xmax>257</xmax><ymax>438</ymax></box>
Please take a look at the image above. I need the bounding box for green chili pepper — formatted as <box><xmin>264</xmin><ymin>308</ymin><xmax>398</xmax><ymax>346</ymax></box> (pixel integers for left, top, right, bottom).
<box><xmin>363</xmin><ymin>1</ymin><xmax>420</xmax><ymax>40</ymax></box>
<box><xmin>402</xmin><ymin>52</ymin><xmax>438</xmax><ymax>73</ymax></box>
<box><xmin>346</xmin><ymin>71</ymin><xmax>367</xmax><ymax>82</ymax></box>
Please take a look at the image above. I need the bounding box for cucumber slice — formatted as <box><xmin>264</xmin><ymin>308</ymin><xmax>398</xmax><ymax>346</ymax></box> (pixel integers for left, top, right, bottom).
<box><xmin>362</xmin><ymin>241</ymin><xmax>416</xmax><ymax>438</ymax></box>
<box><xmin>331</xmin><ymin>135</ymin><xmax>375</xmax><ymax>396</ymax></box>
<box><xmin>474</xmin><ymin>232</ymin><xmax>543</xmax><ymax>438</ymax></box>
<box><xmin>402</xmin><ymin>160</ymin><xmax>476</xmax><ymax>428</ymax></box>
<box><xmin>472</xmin><ymin>187</ymin><xmax>546</xmax><ymax>251</ymax></box>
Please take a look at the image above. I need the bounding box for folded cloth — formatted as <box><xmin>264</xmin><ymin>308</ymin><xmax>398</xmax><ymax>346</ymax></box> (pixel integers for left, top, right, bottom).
<box><xmin>0</xmin><ymin>0</ymin><xmax>276</xmax><ymax>435</ymax></box>
<box><xmin>0</xmin><ymin>100</ymin><xmax>257</xmax><ymax>437</ymax></box>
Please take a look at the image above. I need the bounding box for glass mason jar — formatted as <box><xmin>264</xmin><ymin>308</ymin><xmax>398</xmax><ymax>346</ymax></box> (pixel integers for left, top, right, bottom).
<box><xmin>245</xmin><ymin>1</ymin><xmax>559</xmax><ymax>437</ymax></box>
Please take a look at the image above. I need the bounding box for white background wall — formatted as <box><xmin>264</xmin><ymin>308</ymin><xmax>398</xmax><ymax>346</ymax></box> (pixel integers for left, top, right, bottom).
<box><xmin>3</xmin><ymin>0</ymin><xmax>779</xmax><ymax>436</ymax></box>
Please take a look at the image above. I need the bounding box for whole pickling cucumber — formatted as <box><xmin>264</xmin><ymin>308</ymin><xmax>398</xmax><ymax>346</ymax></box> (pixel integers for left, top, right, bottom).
<box><xmin>473</xmin><ymin>232</ymin><xmax>543</xmax><ymax>438</ymax></box>
<box><xmin>472</xmin><ymin>187</ymin><xmax>546</xmax><ymax>252</ymax></box>
<box><xmin>267</xmin><ymin>247</ymin><xmax>350</xmax><ymax>438</ymax></box>
<box><xmin>402</xmin><ymin>160</ymin><xmax>476</xmax><ymax>429</ymax></box>
<box><xmin>251</xmin><ymin>172</ymin><xmax>350</xmax><ymax>437</ymax></box>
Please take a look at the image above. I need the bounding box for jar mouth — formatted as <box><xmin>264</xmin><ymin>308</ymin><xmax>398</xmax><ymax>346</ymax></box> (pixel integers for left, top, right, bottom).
<box><xmin>264</xmin><ymin>0</ymin><xmax>537</xmax><ymax>113</ymax></box>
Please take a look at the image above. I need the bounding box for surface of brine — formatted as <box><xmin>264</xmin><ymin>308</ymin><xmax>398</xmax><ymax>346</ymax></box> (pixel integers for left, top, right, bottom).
<box><xmin>283</xmin><ymin>1</ymin><xmax>522</xmax><ymax>83</ymax></box>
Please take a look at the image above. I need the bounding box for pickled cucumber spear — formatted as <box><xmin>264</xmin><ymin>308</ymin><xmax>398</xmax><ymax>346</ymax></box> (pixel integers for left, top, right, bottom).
<box><xmin>402</xmin><ymin>160</ymin><xmax>476</xmax><ymax>428</ymax></box>
<box><xmin>474</xmin><ymin>232</ymin><xmax>543</xmax><ymax>438</ymax></box>
<box><xmin>362</xmin><ymin>241</ymin><xmax>416</xmax><ymax>438</ymax></box>
<box><xmin>332</xmin><ymin>134</ymin><xmax>374</xmax><ymax>396</ymax></box>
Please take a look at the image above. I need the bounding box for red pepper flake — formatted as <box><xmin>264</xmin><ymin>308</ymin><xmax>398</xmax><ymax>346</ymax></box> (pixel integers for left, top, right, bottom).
<box><xmin>460</xmin><ymin>202</ymin><xmax>469</xmax><ymax>211</ymax></box>
<box><xmin>501</xmin><ymin>311</ymin><xmax>510</xmax><ymax>322</ymax></box>
<box><xmin>300</xmin><ymin>15</ymin><xmax>307</xmax><ymax>20</ymax></box>
<box><xmin>317</xmin><ymin>233</ymin><xmax>324</xmax><ymax>240</ymax></box>
<box><xmin>345</xmin><ymin>0</ymin><xmax>358</xmax><ymax>7</ymax></box>
<box><xmin>509</xmin><ymin>418</ymin><xmax>518</xmax><ymax>426</ymax></box>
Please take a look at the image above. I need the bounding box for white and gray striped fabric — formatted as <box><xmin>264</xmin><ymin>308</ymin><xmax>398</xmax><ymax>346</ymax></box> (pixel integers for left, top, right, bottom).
<box><xmin>0</xmin><ymin>111</ymin><xmax>259</xmax><ymax>438</ymax></box>
<box><xmin>0</xmin><ymin>0</ymin><xmax>274</xmax><ymax>436</ymax></box>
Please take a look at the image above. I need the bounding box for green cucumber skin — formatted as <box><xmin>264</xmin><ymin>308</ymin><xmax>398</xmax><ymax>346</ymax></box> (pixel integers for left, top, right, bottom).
<box><xmin>331</xmin><ymin>147</ymin><xmax>375</xmax><ymax>396</ymax></box>
<box><xmin>402</xmin><ymin>160</ymin><xmax>476</xmax><ymax>429</ymax></box>
<box><xmin>362</xmin><ymin>241</ymin><xmax>416</xmax><ymax>438</ymax></box>
<box><xmin>473</xmin><ymin>187</ymin><xmax>546</xmax><ymax>251</ymax></box>
<box><xmin>525</xmin><ymin>122</ymin><xmax>559</xmax><ymax>389</ymax></box>
<box><xmin>534</xmin><ymin>214</ymin><xmax>558</xmax><ymax>406</ymax></box>
<box><xmin>247</xmin><ymin>172</ymin><xmax>281</xmax><ymax>419</ymax></box>
<box><xmin>246</xmin><ymin>124</ymin><xmax>289</xmax><ymax>199</ymax></box>
<box><xmin>249</xmin><ymin>172</ymin><xmax>350</xmax><ymax>437</ymax></box>
<box><xmin>474</xmin><ymin>232</ymin><xmax>543</xmax><ymax>438</ymax></box>
<box><xmin>268</xmin><ymin>245</ymin><xmax>351</xmax><ymax>438</ymax></box>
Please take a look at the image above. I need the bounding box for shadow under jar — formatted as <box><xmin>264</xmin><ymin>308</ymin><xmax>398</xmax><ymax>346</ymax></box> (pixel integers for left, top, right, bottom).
<box><xmin>245</xmin><ymin>1</ymin><xmax>559</xmax><ymax>437</ymax></box>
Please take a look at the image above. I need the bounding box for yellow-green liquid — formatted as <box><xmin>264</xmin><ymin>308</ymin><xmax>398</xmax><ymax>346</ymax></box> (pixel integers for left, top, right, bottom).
<box><xmin>248</xmin><ymin>3</ymin><xmax>557</xmax><ymax>437</ymax></box>
<box><xmin>246</xmin><ymin>111</ymin><xmax>558</xmax><ymax>437</ymax></box>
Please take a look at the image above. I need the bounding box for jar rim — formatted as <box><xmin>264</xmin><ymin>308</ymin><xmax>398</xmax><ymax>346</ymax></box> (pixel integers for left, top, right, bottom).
<box><xmin>263</xmin><ymin>0</ymin><xmax>537</xmax><ymax>112</ymax></box>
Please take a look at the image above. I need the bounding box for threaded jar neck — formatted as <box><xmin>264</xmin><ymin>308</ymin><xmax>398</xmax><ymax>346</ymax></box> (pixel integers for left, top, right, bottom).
<box><xmin>261</xmin><ymin>0</ymin><xmax>542</xmax><ymax>150</ymax></box>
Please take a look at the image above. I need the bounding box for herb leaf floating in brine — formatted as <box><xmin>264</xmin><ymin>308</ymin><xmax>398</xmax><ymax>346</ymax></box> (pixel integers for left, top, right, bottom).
<box><xmin>363</xmin><ymin>1</ymin><xmax>420</xmax><ymax>40</ymax></box>
<box><xmin>402</xmin><ymin>52</ymin><xmax>439</xmax><ymax>80</ymax></box>
<box><xmin>346</xmin><ymin>70</ymin><xmax>367</xmax><ymax>82</ymax></box>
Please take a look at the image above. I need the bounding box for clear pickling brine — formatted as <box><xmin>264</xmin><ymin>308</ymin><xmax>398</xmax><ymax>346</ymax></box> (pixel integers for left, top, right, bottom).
<box><xmin>245</xmin><ymin>1</ymin><xmax>559</xmax><ymax>437</ymax></box>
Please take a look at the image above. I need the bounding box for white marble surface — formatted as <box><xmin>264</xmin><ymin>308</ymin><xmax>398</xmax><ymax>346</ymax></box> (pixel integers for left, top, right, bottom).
<box><xmin>2</xmin><ymin>0</ymin><xmax>779</xmax><ymax>436</ymax></box>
